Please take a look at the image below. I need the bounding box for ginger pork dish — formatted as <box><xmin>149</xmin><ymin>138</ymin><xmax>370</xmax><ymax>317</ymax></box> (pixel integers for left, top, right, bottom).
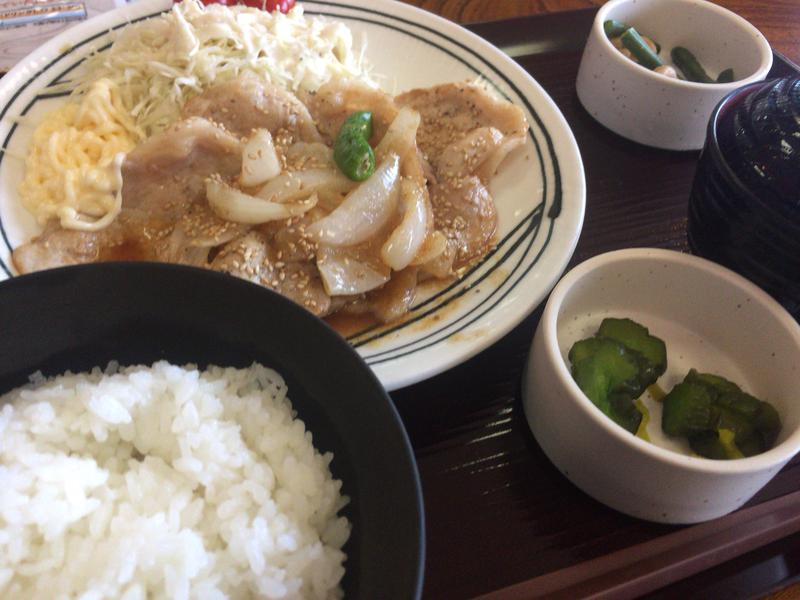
<box><xmin>12</xmin><ymin>0</ymin><xmax>529</xmax><ymax>325</ymax></box>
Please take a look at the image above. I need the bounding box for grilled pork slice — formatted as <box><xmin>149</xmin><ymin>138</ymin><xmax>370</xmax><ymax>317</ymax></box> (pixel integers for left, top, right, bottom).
<box><xmin>13</xmin><ymin>117</ymin><xmax>243</xmax><ymax>274</ymax></box>
<box><xmin>396</xmin><ymin>83</ymin><xmax>528</xmax><ymax>273</ymax></box>
<box><xmin>12</xmin><ymin>221</ymin><xmax>122</xmax><ymax>274</ymax></box>
<box><xmin>305</xmin><ymin>80</ymin><xmax>399</xmax><ymax>146</ymax></box>
<box><xmin>430</xmin><ymin>176</ymin><xmax>497</xmax><ymax>269</ymax></box>
<box><xmin>396</xmin><ymin>82</ymin><xmax>527</xmax><ymax>160</ymax></box>
<box><xmin>182</xmin><ymin>75</ymin><xmax>322</xmax><ymax>144</ymax></box>
<box><xmin>210</xmin><ymin>230</ymin><xmax>331</xmax><ymax>316</ymax></box>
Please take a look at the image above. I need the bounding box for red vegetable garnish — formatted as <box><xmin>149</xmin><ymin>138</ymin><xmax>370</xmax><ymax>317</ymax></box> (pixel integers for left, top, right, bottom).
<box><xmin>189</xmin><ymin>0</ymin><xmax>296</xmax><ymax>12</ymax></box>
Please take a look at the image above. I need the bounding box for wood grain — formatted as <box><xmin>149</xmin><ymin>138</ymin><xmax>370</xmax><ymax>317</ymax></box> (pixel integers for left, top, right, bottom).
<box><xmin>400</xmin><ymin>0</ymin><xmax>800</xmax><ymax>64</ymax></box>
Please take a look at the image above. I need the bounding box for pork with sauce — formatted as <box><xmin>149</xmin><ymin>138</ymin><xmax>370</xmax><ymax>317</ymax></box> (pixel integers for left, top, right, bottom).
<box><xmin>182</xmin><ymin>75</ymin><xmax>322</xmax><ymax>144</ymax></box>
<box><xmin>14</xmin><ymin>116</ymin><xmax>244</xmax><ymax>268</ymax></box>
<box><xmin>13</xmin><ymin>77</ymin><xmax>528</xmax><ymax>325</ymax></box>
<box><xmin>396</xmin><ymin>83</ymin><xmax>528</xmax><ymax>272</ymax></box>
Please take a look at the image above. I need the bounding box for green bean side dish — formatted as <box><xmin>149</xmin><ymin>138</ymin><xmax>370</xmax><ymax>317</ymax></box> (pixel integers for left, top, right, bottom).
<box><xmin>603</xmin><ymin>19</ymin><xmax>734</xmax><ymax>83</ymax></box>
<box><xmin>568</xmin><ymin>318</ymin><xmax>782</xmax><ymax>459</ymax></box>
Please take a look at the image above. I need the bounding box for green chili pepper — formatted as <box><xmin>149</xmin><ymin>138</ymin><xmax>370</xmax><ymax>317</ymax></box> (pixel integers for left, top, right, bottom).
<box><xmin>334</xmin><ymin>111</ymin><xmax>375</xmax><ymax>181</ymax></box>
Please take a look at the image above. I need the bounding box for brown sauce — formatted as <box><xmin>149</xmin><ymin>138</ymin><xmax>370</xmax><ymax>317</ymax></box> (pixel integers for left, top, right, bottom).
<box><xmin>325</xmin><ymin>312</ymin><xmax>379</xmax><ymax>337</ymax></box>
<box><xmin>98</xmin><ymin>239</ymin><xmax>149</xmax><ymax>262</ymax></box>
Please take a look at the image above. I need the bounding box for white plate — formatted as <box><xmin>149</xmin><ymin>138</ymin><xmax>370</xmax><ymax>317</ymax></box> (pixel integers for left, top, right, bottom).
<box><xmin>0</xmin><ymin>0</ymin><xmax>585</xmax><ymax>391</ymax></box>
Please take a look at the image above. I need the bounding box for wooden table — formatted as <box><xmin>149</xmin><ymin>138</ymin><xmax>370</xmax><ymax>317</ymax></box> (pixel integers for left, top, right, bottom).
<box><xmin>402</xmin><ymin>0</ymin><xmax>800</xmax><ymax>64</ymax></box>
<box><xmin>393</xmin><ymin>1</ymin><xmax>800</xmax><ymax>599</ymax></box>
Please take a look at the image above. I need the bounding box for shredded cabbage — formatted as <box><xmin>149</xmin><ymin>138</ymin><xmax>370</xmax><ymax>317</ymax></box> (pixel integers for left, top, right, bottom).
<box><xmin>74</xmin><ymin>0</ymin><xmax>376</xmax><ymax>136</ymax></box>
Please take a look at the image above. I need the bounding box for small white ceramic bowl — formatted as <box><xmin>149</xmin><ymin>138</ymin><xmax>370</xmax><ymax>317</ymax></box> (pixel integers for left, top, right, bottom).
<box><xmin>576</xmin><ymin>0</ymin><xmax>773</xmax><ymax>150</ymax></box>
<box><xmin>523</xmin><ymin>248</ymin><xmax>800</xmax><ymax>524</ymax></box>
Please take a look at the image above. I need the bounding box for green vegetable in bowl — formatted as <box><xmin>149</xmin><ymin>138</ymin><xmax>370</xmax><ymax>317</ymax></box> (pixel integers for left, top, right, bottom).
<box><xmin>603</xmin><ymin>20</ymin><xmax>734</xmax><ymax>84</ymax></box>
<box><xmin>603</xmin><ymin>20</ymin><xmax>661</xmax><ymax>53</ymax></box>
<box><xmin>569</xmin><ymin>317</ymin><xmax>781</xmax><ymax>458</ymax></box>
<box><xmin>689</xmin><ymin>429</ymin><xmax>745</xmax><ymax>460</ymax></box>
<box><xmin>661</xmin><ymin>381</ymin><xmax>715</xmax><ymax>437</ymax></box>
<box><xmin>570</xmin><ymin>338</ymin><xmax>640</xmax><ymax>403</ymax></box>
<box><xmin>671</xmin><ymin>47</ymin><xmax>714</xmax><ymax>83</ymax></box>
<box><xmin>598</xmin><ymin>317</ymin><xmax>667</xmax><ymax>385</ymax></box>
<box><xmin>621</xmin><ymin>28</ymin><xmax>664</xmax><ymax>70</ymax></box>
<box><xmin>716</xmin><ymin>68</ymin><xmax>735</xmax><ymax>83</ymax></box>
<box><xmin>334</xmin><ymin>111</ymin><xmax>376</xmax><ymax>181</ymax></box>
<box><xmin>671</xmin><ymin>47</ymin><xmax>735</xmax><ymax>84</ymax></box>
<box><xmin>604</xmin><ymin>21</ymin><xmax>671</xmax><ymax>76</ymax></box>
<box><xmin>568</xmin><ymin>318</ymin><xmax>667</xmax><ymax>434</ymax></box>
<box><xmin>603</xmin><ymin>19</ymin><xmax>629</xmax><ymax>38</ymax></box>
<box><xmin>662</xmin><ymin>369</ymin><xmax>781</xmax><ymax>459</ymax></box>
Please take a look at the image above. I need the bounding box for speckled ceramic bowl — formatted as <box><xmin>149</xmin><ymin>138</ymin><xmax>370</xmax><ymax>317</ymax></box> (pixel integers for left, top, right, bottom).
<box><xmin>523</xmin><ymin>248</ymin><xmax>800</xmax><ymax>524</ymax></box>
<box><xmin>576</xmin><ymin>0</ymin><xmax>773</xmax><ymax>150</ymax></box>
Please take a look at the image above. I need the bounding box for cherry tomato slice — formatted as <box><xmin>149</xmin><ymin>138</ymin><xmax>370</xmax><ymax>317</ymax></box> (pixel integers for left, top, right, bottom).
<box><xmin>240</xmin><ymin>0</ymin><xmax>296</xmax><ymax>11</ymax></box>
<box><xmin>188</xmin><ymin>0</ymin><xmax>296</xmax><ymax>13</ymax></box>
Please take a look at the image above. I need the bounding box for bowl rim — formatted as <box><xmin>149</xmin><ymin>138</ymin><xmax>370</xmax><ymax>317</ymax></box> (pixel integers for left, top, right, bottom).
<box><xmin>594</xmin><ymin>0</ymin><xmax>773</xmax><ymax>90</ymax></box>
<box><xmin>540</xmin><ymin>247</ymin><xmax>800</xmax><ymax>474</ymax></box>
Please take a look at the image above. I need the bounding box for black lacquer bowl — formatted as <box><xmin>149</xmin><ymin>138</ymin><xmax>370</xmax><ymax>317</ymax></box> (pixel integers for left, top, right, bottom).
<box><xmin>0</xmin><ymin>262</ymin><xmax>424</xmax><ymax>599</ymax></box>
<box><xmin>688</xmin><ymin>77</ymin><xmax>800</xmax><ymax>319</ymax></box>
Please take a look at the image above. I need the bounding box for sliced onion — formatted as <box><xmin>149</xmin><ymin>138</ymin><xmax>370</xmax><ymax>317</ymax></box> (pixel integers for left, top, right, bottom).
<box><xmin>413</xmin><ymin>230</ymin><xmax>454</xmax><ymax>278</ymax></box>
<box><xmin>420</xmin><ymin>240</ymin><xmax>456</xmax><ymax>279</ymax></box>
<box><xmin>306</xmin><ymin>153</ymin><xmax>400</xmax><ymax>247</ymax></box>
<box><xmin>375</xmin><ymin>107</ymin><xmax>421</xmax><ymax>162</ymax></box>
<box><xmin>411</xmin><ymin>230</ymin><xmax>447</xmax><ymax>266</ymax></box>
<box><xmin>174</xmin><ymin>203</ymin><xmax>248</xmax><ymax>248</ymax></box>
<box><xmin>368</xmin><ymin>267</ymin><xmax>418</xmax><ymax>323</ymax></box>
<box><xmin>476</xmin><ymin>133</ymin><xmax>525</xmax><ymax>182</ymax></box>
<box><xmin>256</xmin><ymin>168</ymin><xmax>355</xmax><ymax>204</ymax></box>
<box><xmin>316</xmin><ymin>188</ymin><xmax>347</xmax><ymax>212</ymax></box>
<box><xmin>285</xmin><ymin>142</ymin><xmax>335</xmax><ymax>169</ymax></box>
<box><xmin>240</xmin><ymin>129</ymin><xmax>281</xmax><ymax>187</ymax></box>
<box><xmin>381</xmin><ymin>179</ymin><xmax>428</xmax><ymax>271</ymax></box>
<box><xmin>187</xmin><ymin>224</ymin><xmax>247</xmax><ymax>248</ymax></box>
<box><xmin>317</xmin><ymin>245</ymin><xmax>390</xmax><ymax>296</ymax></box>
<box><xmin>206</xmin><ymin>179</ymin><xmax>318</xmax><ymax>224</ymax></box>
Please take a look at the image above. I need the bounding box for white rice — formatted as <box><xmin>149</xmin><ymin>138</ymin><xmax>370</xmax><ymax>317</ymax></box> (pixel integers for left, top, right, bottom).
<box><xmin>0</xmin><ymin>361</ymin><xmax>350</xmax><ymax>599</ymax></box>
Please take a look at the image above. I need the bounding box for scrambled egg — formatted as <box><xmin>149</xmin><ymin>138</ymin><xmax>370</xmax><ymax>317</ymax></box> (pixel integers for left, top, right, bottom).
<box><xmin>18</xmin><ymin>79</ymin><xmax>142</xmax><ymax>231</ymax></box>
